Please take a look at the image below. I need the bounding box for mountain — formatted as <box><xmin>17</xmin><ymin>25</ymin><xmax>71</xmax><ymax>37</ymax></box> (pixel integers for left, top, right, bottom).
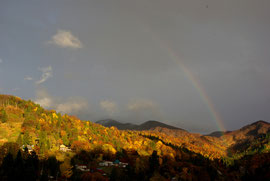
<box><xmin>220</xmin><ymin>120</ymin><xmax>270</xmax><ymax>154</ymax></box>
<box><xmin>96</xmin><ymin>119</ymin><xmax>185</xmax><ymax>131</ymax></box>
<box><xmin>96</xmin><ymin>119</ymin><xmax>137</xmax><ymax>130</ymax></box>
<box><xmin>137</xmin><ymin>120</ymin><xmax>183</xmax><ymax>130</ymax></box>
<box><xmin>206</xmin><ymin>131</ymin><xmax>227</xmax><ymax>137</ymax></box>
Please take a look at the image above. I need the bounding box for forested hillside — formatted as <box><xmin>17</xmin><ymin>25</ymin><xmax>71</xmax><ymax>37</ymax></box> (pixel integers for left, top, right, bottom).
<box><xmin>0</xmin><ymin>95</ymin><xmax>270</xmax><ymax>180</ymax></box>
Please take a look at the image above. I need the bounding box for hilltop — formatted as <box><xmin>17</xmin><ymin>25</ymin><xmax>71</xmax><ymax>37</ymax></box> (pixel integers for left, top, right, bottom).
<box><xmin>96</xmin><ymin>119</ymin><xmax>137</xmax><ymax>130</ymax></box>
<box><xmin>96</xmin><ymin>119</ymin><xmax>185</xmax><ymax>131</ymax></box>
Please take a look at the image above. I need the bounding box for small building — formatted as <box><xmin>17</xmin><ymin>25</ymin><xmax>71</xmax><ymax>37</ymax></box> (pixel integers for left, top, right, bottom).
<box><xmin>120</xmin><ymin>162</ymin><xmax>128</xmax><ymax>168</ymax></box>
<box><xmin>27</xmin><ymin>145</ymin><xmax>33</xmax><ymax>153</ymax></box>
<box><xmin>98</xmin><ymin>160</ymin><xmax>128</xmax><ymax>168</ymax></box>
<box><xmin>59</xmin><ymin>144</ymin><xmax>71</xmax><ymax>152</ymax></box>
<box><xmin>75</xmin><ymin>164</ymin><xmax>90</xmax><ymax>172</ymax></box>
<box><xmin>21</xmin><ymin>145</ymin><xmax>34</xmax><ymax>154</ymax></box>
<box><xmin>98</xmin><ymin>161</ymin><xmax>113</xmax><ymax>167</ymax></box>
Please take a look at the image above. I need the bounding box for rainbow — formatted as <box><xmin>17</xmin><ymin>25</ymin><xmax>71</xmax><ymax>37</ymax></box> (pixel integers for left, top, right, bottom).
<box><xmin>144</xmin><ymin>27</ymin><xmax>226</xmax><ymax>133</ymax></box>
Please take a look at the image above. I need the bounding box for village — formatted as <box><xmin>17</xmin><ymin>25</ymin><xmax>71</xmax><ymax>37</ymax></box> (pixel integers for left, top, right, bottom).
<box><xmin>21</xmin><ymin>144</ymin><xmax>129</xmax><ymax>179</ymax></box>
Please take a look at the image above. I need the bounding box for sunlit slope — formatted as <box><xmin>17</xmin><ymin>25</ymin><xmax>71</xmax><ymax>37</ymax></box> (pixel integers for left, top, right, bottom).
<box><xmin>0</xmin><ymin>95</ymin><xmax>224</xmax><ymax>160</ymax></box>
<box><xmin>0</xmin><ymin>94</ymin><xmax>269</xmax><ymax>162</ymax></box>
<box><xmin>0</xmin><ymin>95</ymin><xmax>181</xmax><ymax>158</ymax></box>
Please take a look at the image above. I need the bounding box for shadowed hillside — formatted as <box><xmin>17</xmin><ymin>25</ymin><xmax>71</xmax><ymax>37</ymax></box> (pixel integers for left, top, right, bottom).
<box><xmin>96</xmin><ymin>119</ymin><xmax>185</xmax><ymax>131</ymax></box>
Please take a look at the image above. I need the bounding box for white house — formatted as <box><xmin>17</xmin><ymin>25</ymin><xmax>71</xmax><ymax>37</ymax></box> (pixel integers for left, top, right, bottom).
<box><xmin>59</xmin><ymin>144</ymin><xmax>71</xmax><ymax>152</ymax></box>
<box><xmin>75</xmin><ymin>164</ymin><xmax>90</xmax><ymax>172</ymax></box>
<box><xmin>98</xmin><ymin>161</ymin><xmax>128</xmax><ymax>168</ymax></box>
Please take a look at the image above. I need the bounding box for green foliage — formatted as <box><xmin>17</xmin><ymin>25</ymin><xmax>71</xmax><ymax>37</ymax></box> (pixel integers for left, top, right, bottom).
<box><xmin>16</xmin><ymin>134</ymin><xmax>23</xmax><ymax>146</ymax></box>
<box><xmin>62</xmin><ymin>135</ymin><xmax>69</xmax><ymax>146</ymax></box>
<box><xmin>23</xmin><ymin>131</ymin><xmax>31</xmax><ymax>145</ymax></box>
<box><xmin>0</xmin><ymin>108</ymin><xmax>8</xmax><ymax>123</ymax></box>
<box><xmin>149</xmin><ymin>140</ymin><xmax>156</xmax><ymax>150</ymax></box>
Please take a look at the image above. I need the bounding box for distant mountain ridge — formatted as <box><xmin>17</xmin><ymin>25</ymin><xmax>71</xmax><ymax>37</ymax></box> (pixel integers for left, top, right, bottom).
<box><xmin>205</xmin><ymin>131</ymin><xmax>228</xmax><ymax>137</ymax></box>
<box><xmin>96</xmin><ymin>119</ymin><xmax>186</xmax><ymax>131</ymax></box>
<box><xmin>96</xmin><ymin>119</ymin><xmax>137</xmax><ymax>130</ymax></box>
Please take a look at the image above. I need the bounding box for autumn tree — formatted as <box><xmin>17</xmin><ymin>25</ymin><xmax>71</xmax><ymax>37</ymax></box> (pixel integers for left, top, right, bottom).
<box><xmin>16</xmin><ymin>133</ymin><xmax>23</xmax><ymax>146</ymax></box>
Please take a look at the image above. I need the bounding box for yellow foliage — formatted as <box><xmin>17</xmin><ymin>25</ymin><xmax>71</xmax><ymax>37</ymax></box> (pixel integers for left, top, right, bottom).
<box><xmin>33</xmin><ymin>107</ymin><xmax>38</xmax><ymax>112</ymax></box>
<box><xmin>75</xmin><ymin>119</ymin><xmax>81</xmax><ymax>125</ymax></box>
<box><xmin>78</xmin><ymin>136</ymin><xmax>82</xmax><ymax>141</ymax></box>
<box><xmin>39</xmin><ymin>118</ymin><xmax>45</xmax><ymax>124</ymax></box>
<box><xmin>102</xmin><ymin>144</ymin><xmax>116</xmax><ymax>154</ymax></box>
<box><xmin>52</xmin><ymin>113</ymin><xmax>58</xmax><ymax>119</ymax></box>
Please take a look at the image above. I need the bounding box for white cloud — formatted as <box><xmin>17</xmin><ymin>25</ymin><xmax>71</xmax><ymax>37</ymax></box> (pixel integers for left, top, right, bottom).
<box><xmin>24</xmin><ymin>76</ymin><xmax>33</xmax><ymax>81</ymax></box>
<box><xmin>35</xmin><ymin>97</ymin><xmax>53</xmax><ymax>108</ymax></box>
<box><xmin>127</xmin><ymin>99</ymin><xmax>157</xmax><ymax>111</ymax></box>
<box><xmin>100</xmin><ymin>100</ymin><xmax>118</xmax><ymax>115</ymax></box>
<box><xmin>127</xmin><ymin>99</ymin><xmax>163</xmax><ymax>121</ymax></box>
<box><xmin>35</xmin><ymin>88</ymin><xmax>53</xmax><ymax>108</ymax></box>
<box><xmin>34</xmin><ymin>88</ymin><xmax>88</xmax><ymax>115</ymax></box>
<box><xmin>48</xmin><ymin>30</ymin><xmax>82</xmax><ymax>48</ymax></box>
<box><xmin>36</xmin><ymin>66</ymin><xmax>53</xmax><ymax>84</ymax></box>
<box><xmin>56</xmin><ymin>99</ymin><xmax>88</xmax><ymax>114</ymax></box>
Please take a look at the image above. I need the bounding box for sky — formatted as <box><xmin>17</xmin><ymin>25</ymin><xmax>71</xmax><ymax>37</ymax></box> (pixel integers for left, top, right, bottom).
<box><xmin>1</xmin><ymin>0</ymin><xmax>270</xmax><ymax>133</ymax></box>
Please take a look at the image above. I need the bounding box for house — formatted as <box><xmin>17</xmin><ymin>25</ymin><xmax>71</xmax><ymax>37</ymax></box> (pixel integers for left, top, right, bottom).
<box><xmin>59</xmin><ymin>144</ymin><xmax>66</xmax><ymax>151</ymax></box>
<box><xmin>27</xmin><ymin>145</ymin><xmax>34</xmax><ymax>153</ymax></box>
<box><xmin>21</xmin><ymin>145</ymin><xmax>34</xmax><ymax>154</ymax></box>
<box><xmin>75</xmin><ymin>164</ymin><xmax>90</xmax><ymax>172</ymax></box>
<box><xmin>99</xmin><ymin>161</ymin><xmax>113</xmax><ymax>167</ymax></box>
<box><xmin>59</xmin><ymin>144</ymin><xmax>71</xmax><ymax>152</ymax></box>
<box><xmin>120</xmin><ymin>162</ymin><xmax>128</xmax><ymax>168</ymax></box>
<box><xmin>98</xmin><ymin>160</ymin><xmax>128</xmax><ymax>168</ymax></box>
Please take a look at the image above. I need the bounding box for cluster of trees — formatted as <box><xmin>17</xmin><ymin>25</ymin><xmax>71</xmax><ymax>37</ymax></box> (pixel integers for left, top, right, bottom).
<box><xmin>0</xmin><ymin>142</ymin><xmax>62</xmax><ymax>181</ymax></box>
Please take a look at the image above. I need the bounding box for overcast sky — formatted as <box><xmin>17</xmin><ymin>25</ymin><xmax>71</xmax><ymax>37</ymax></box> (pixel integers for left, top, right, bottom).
<box><xmin>1</xmin><ymin>0</ymin><xmax>270</xmax><ymax>133</ymax></box>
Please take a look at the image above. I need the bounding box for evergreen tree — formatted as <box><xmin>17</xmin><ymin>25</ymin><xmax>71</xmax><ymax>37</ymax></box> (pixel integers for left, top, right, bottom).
<box><xmin>47</xmin><ymin>156</ymin><xmax>60</xmax><ymax>178</ymax></box>
<box><xmin>23</xmin><ymin>131</ymin><xmax>31</xmax><ymax>145</ymax></box>
<box><xmin>0</xmin><ymin>153</ymin><xmax>14</xmax><ymax>180</ymax></box>
<box><xmin>62</xmin><ymin>135</ymin><xmax>70</xmax><ymax>146</ymax></box>
<box><xmin>149</xmin><ymin>150</ymin><xmax>159</xmax><ymax>174</ymax></box>
<box><xmin>36</xmin><ymin>121</ymin><xmax>41</xmax><ymax>130</ymax></box>
<box><xmin>16</xmin><ymin>133</ymin><xmax>23</xmax><ymax>146</ymax></box>
<box><xmin>14</xmin><ymin>150</ymin><xmax>24</xmax><ymax>180</ymax></box>
<box><xmin>0</xmin><ymin>108</ymin><xmax>8</xmax><ymax>123</ymax></box>
<box><xmin>56</xmin><ymin>113</ymin><xmax>62</xmax><ymax>128</ymax></box>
